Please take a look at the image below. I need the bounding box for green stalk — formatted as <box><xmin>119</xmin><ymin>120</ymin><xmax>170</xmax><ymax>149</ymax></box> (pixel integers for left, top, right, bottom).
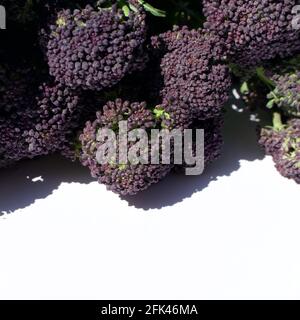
<box><xmin>273</xmin><ymin>112</ymin><xmax>284</xmax><ymax>131</ymax></box>
<box><xmin>256</xmin><ymin>67</ymin><xmax>275</xmax><ymax>90</ymax></box>
<box><xmin>137</xmin><ymin>0</ymin><xmax>166</xmax><ymax>17</ymax></box>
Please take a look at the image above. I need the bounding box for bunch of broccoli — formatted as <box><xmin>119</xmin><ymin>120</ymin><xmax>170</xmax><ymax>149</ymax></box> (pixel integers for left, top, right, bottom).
<box><xmin>1</xmin><ymin>0</ymin><xmax>300</xmax><ymax>196</ymax></box>
<box><xmin>237</xmin><ymin>55</ymin><xmax>300</xmax><ymax>184</ymax></box>
<box><xmin>203</xmin><ymin>0</ymin><xmax>300</xmax><ymax>67</ymax></box>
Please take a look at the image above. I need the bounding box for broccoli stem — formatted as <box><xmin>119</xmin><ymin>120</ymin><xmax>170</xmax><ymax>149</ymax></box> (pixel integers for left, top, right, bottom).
<box><xmin>256</xmin><ymin>67</ymin><xmax>275</xmax><ymax>90</ymax></box>
<box><xmin>273</xmin><ymin>112</ymin><xmax>284</xmax><ymax>131</ymax></box>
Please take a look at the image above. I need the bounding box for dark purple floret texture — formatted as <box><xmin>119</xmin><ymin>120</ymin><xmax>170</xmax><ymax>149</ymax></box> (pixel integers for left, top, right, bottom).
<box><xmin>0</xmin><ymin>108</ymin><xmax>37</xmax><ymax>168</ymax></box>
<box><xmin>24</xmin><ymin>82</ymin><xmax>84</xmax><ymax>157</ymax></box>
<box><xmin>176</xmin><ymin>116</ymin><xmax>224</xmax><ymax>172</ymax></box>
<box><xmin>46</xmin><ymin>4</ymin><xmax>148</xmax><ymax>91</ymax></box>
<box><xmin>268</xmin><ymin>72</ymin><xmax>300</xmax><ymax>117</ymax></box>
<box><xmin>151</xmin><ymin>26</ymin><xmax>204</xmax><ymax>54</ymax></box>
<box><xmin>0</xmin><ymin>80</ymin><xmax>85</xmax><ymax>168</ymax></box>
<box><xmin>2</xmin><ymin>0</ymin><xmax>300</xmax><ymax>196</ymax></box>
<box><xmin>241</xmin><ymin>53</ymin><xmax>300</xmax><ymax>185</ymax></box>
<box><xmin>203</xmin><ymin>0</ymin><xmax>300</xmax><ymax>67</ymax></box>
<box><xmin>79</xmin><ymin>99</ymin><xmax>173</xmax><ymax>195</ymax></box>
<box><xmin>260</xmin><ymin>119</ymin><xmax>300</xmax><ymax>184</ymax></box>
<box><xmin>0</xmin><ymin>62</ymin><xmax>40</xmax><ymax>167</ymax></box>
<box><xmin>259</xmin><ymin>127</ymin><xmax>283</xmax><ymax>157</ymax></box>
<box><xmin>159</xmin><ymin>30</ymin><xmax>231</xmax><ymax>123</ymax></box>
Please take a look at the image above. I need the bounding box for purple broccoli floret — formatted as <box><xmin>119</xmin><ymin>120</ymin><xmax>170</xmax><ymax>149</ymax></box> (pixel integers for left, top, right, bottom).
<box><xmin>203</xmin><ymin>0</ymin><xmax>300</xmax><ymax>67</ymax></box>
<box><xmin>260</xmin><ymin>114</ymin><xmax>300</xmax><ymax>184</ymax></box>
<box><xmin>46</xmin><ymin>3</ymin><xmax>148</xmax><ymax>91</ymax></box>
<box><xmin>79</xmin><ymin>99</ymin><xmax>173</xmax><ymax>195</ymax></box>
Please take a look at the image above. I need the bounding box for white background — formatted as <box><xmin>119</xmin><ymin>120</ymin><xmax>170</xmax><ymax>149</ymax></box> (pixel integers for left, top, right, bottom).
<box><xmin>0</xmin><ymin>99</ymin><xmax>300</xmax><ymax>300</ymax></box>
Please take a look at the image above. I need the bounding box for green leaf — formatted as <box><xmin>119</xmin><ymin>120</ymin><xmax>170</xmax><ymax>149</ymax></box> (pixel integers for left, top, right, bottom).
<box><xmin>137</xmin><ymin>0</ymin><xmax>166</xmax><ymax>17</ymax></box>
<box><xmin>240</xmin><ymin>81</ymin><xmax>249</xmax><ymax>94</ymax></box>
<box><xmin>256</xmin><ymin>67</ymin><xmax>275</xmax><ymax>89</ymax></box>
<box><xmin>154</xmin><ymin>107</ymin><xmax>171</xmax><ymax>120</ymax></box>
<box><xmin>128</xmin><ymin>3</ymin><xmax>138</xmax><ymax>13</ymax></box>
<box><xmin>266</xmin><ymin>99</ymin><xmax>275</xmax><ymax>109</ymax></box>
<box><xmin>122</xmin><ymin>5</ymin><xmax>130</xmax><ymax>17</ymax></box>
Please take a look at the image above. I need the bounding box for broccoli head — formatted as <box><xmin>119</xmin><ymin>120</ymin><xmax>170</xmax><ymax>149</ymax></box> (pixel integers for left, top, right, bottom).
<box><xmin>203</xmin><ymin>0</ymin><xmax>300</xmax><ymax>67</ymax></box>
<box><xmin>79</xmin><ymin>99</ymin><xmax>173</xmax><ymax>195</ymax></box>
<box><xmin>46</xmin><ymin>3</ymin><xmax>148</xmax><ymax>91</ymax></box>
<box><xmin>159</xmin><ymin>29</ymin><xmax>231</xmax><ymax>122</ymax></box>
<box><xmin>260</xmin><ymin>114</ymin><xmax>300</xmax><ymax>184</ymax></box>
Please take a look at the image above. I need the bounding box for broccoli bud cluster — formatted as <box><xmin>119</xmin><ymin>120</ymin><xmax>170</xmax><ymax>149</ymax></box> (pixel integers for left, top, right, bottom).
<box><xmin>0</xmin><ymin>56</ymin><xmax>88</xmax><ymax>168</ymax></box>
<box><xmin>203</xmin><ymin>0</ymin><xmax>300</xmax><ymax>67</ymax></box>
<box><xmin>46</xmin><ymin>4</ymin><xmax>148</xmax><ymax>90</ymax></box>
<box><xmin>238</xmin><ymin>54</ymin><xmax>300</xmax><ymax>185</ymax></box>
<box><xmin>0</xmin><ymin>108</ymin><xmax>36</xmax><ymax>168</ymax></box>
<box><xmin>73</xmin><ymin>25</ymin><xmax>231</xmax><ymax>195</ymax></box>
<box><xmin>151</xmin><ymin>26</ymin><xmax>203</xmax><ymax>53</ymax></box>
<box><xmin>0</xmin><ymin>61</ymin><xmax>40</xmax><ymax>167</ymax></box>
<box><xmin>24</xmin><ymin>83</ymin><xmax>84</xmax><ymax>157</ymax></box>
<box><xmin>0</xmin><ymin>80</ymin><xmax>85</xmax><ymax>168</ymax></box>
<box><xmin>200</xmin><ymin>116</ymin><xmax>224</xmax><ymax>166</ymax></box>
<box><xmin>260</xmin><ymin>117</ymin><xmax>300</xmax><ymax>184</ymax></box>
<box><xmin>79</xmin><ymin>99</ymin><xmax>173</xmax><ymax>195</ymax></box>
<box><xmin>151</xmin><ymin>28</ymin><xmax>231</xmax><ymax>129</ymax></box>
<box><xmin>161</xmin><ymin>35</ymin><xmax>230</xmax><ymax>121</ymax></box>
<box><xmin>268</xmin><ymin>72</ymin><xmax>300</xmax><ymax>117</ymax></box>
<box><xmin>176</xmin><ymin>116</ymin><xmax>224</xmax><ymax>172</ymax></box>
<box><xmin>2</xmin><ymin>0</ymin><xmax>300</xmax><ymax>197</ymax></box>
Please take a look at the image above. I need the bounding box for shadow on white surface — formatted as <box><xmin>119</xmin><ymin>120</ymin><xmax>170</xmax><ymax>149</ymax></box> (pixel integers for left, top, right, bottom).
<box><xmin>124</xmin><ymin>105</ymin><xmax>265</xmax><ymax>209</ymax></box>
<box><xmin>0</xmin><ymin>155</ymin><xmax>93</xmax><ymax>214</ymax></box>
<box><xmin>0</xmin><ymin>97</ymin><xmax>265</xmax><ymax>213</ymax></box>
